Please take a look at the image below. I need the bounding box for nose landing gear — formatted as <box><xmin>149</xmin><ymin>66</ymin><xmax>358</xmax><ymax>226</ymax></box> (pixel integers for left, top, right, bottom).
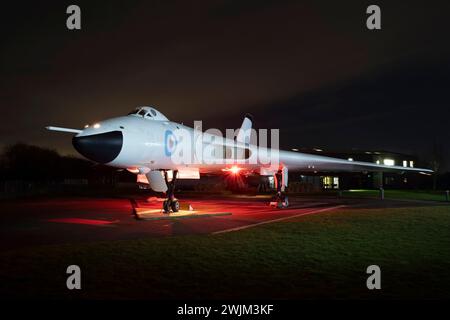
<box><xmin>163</xmin><ymin>170</ymin><xmax>179</xmax><ymax>213</ymax></box>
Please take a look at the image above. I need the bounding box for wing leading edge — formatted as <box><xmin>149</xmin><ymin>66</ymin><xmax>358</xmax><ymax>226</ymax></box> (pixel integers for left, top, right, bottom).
<box><xmin>278</xmin><ymin>150</ymin><xmax>433</xmax><ymax>174</ymax></box>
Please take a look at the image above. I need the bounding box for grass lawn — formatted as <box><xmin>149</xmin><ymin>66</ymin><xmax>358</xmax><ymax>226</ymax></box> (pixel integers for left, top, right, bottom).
<box><xmin>1</xmin><ymin>205</ymin><xmax>450</xmax><ymax>299</ymax></box>
<box><xmin>342</xmin><ymin>189</ymin><xmax>450</xmax><ymax>202</ymax></box>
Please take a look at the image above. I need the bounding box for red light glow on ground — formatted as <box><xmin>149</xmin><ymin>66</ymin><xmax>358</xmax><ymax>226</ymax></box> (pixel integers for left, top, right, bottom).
<box><xmin>47</xmin><ymin>218</ymin><xmax>117</xmax><ymax>226</ymax></box>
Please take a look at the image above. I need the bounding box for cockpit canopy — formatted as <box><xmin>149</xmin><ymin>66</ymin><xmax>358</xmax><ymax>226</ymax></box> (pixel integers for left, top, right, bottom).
<box><xmin>127</xmin><ymin>106</ymin><xmax>169</xmax><ymax>121</ymax></box>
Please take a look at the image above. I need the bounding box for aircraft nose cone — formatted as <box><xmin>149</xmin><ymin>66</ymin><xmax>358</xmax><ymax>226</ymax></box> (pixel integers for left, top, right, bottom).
<box><xmin>72</xmin><ymin>131</ymin><xmax>123</xmax><ymax>164</ymax></box>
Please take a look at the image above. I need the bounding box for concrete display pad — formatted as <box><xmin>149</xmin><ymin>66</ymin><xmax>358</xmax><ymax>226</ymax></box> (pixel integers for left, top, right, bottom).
<box><xmin>134</xmin><ymin>208</ymin><xmax>232</xmax><ymax>220</ymax></box>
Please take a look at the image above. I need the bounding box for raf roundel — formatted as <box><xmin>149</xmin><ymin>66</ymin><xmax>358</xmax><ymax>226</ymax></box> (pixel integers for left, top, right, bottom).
<box><xmin>165</xmin><ymin>130</ymin><xmax>177</xmax><ymax>157</ymax></box>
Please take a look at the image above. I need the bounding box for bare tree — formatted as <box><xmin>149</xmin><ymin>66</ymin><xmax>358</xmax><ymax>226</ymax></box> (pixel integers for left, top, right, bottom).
<box><xmin>431</xmin><ymin>140</ymin><xmax>445</xmax><ymax>190</ymax></box>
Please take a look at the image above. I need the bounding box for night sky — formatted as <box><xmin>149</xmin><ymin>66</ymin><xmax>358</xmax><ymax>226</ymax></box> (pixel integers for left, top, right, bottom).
<box><xmin>1</xmin><ymin>1</ymin><xmax>450</xmax><ymax>168</ymax></box>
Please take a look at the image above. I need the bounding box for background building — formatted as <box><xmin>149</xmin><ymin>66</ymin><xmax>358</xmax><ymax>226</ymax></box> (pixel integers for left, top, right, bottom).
<box><xmin>289</xmin><ymin>148</ymin><xmax>429</xmax><ymax>190</ymax></box>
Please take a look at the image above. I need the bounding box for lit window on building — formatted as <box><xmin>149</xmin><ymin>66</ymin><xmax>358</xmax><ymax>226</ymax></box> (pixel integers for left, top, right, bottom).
<box><xmin>403</xmin><ymin>160</ymin><xmax>407</xmax><ymax>167</ymax></box>
<box><xmin>383</xmin><ymin>159</ymin><xmax>395</xmax><ymax>166</ymax></box>
<box><xmin>376</xmin><ymin>160</ymin><xmax>380</xmax><ymax>164</ymax></box>
<box><xmin>410</xmin><ymin>161</ymin><xmax>414</xmax><ymax>168</ymax></box>
<box><xmin>323</xmin><ymin>176</ymin><xmax>339</xmax><ymax>189</ymax></box>
<box><xmin>333</xmin><ymin>177</ymin><xmax>339</xmax><ymax>189</ymax></box>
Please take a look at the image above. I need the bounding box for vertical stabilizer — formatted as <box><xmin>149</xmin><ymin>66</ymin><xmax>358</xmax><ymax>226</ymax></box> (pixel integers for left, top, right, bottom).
<box><xmin>236</xmin><ymin>113</ymin><xmax>253</xmax><ymax>144</ymax></box>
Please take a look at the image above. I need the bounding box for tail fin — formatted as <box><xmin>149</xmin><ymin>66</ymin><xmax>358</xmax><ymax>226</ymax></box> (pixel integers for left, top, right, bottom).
<box><xmin>236</xmin><ymin>113</ymin><xmax>253</xmax><ymax>144</ymax></box>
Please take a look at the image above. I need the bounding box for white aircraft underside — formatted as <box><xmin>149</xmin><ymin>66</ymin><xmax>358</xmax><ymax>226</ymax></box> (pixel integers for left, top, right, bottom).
<box><xmin>47</xmin><ymin>106</ymin><xmax>433</xmax><ymax>198</ymax></box>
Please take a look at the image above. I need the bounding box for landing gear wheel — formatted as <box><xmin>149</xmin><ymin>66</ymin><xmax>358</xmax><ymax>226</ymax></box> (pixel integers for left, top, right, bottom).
<box><xmin>163</xmin><ymin>200</ymin><xmax>170</xmax><ymax>213</ymax></box>
<box><xmin>276</xmin><ymin>195</ymin><xmax>289</xmax><ymax>208</ymax></box>
<box><xmin>171</xmin><ymin>200</ymin><xmax>180</xmax><ymax>213</ymax></box>
<box><xmin>284</xmin><ymin>196</ymin><xmax>289</xmax><ymax>208</ymax></box>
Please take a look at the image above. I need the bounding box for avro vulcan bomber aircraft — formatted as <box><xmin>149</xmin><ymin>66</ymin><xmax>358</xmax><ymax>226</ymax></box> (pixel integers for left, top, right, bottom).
<box><xmin>47</xmin><ymin>106</ymin><xmax>432</xmax><ymax>212</ymax></box>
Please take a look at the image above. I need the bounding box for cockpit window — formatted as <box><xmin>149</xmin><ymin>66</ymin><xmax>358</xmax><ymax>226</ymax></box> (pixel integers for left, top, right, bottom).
<box><xmin>127</xmin><ymin>106</ymin><xmax>168</xmax><ymax>121</ymax></box>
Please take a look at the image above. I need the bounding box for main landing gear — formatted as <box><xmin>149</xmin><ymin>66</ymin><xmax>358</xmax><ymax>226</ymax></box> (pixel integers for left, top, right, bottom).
<box><xmin>273</xmin><ymin>169</ymin><xmax>289</xmax><ymax>208</ymax></box>
<box><xmin>163</xmin><ymin>170</ymin><xmax>180</xmax><ymax>213</ymax></box>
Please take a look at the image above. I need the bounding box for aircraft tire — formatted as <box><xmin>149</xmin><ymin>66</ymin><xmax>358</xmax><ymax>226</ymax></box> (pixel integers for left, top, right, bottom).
<box><xmin>171</xmin><ymin>200</ymin><xmax>180</xmax><ymax>212</ymax></box>
<box><xmin>163</xmin><ymin>200</ymin><xmax>170</xmax><ymax>213</ymax></box>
